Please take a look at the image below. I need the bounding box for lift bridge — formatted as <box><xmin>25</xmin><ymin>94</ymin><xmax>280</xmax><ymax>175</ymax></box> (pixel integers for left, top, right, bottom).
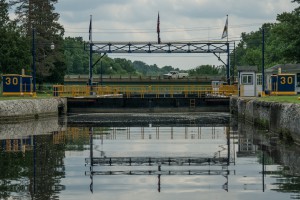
<box><xmin>53</xmin><ymin>41</ymin><xmax>235</xmax><ymax>99</ymax></box>
<box><xmin>88</xmin><ymin>41</ymin><xmax>233</xmax><ymax>84</ymax></box>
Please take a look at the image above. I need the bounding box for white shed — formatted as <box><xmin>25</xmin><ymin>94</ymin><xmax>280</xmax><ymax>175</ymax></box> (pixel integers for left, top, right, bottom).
<box><xmin>237</xmin><ymin>66</ymin><xmax>262</xmax><ymax>97</ymax></box>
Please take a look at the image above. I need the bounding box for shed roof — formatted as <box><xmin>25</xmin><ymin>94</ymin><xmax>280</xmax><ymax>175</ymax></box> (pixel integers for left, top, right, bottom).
<box><xmin>265</xmin><ymin>64</ymin><xmax>300</xmax><ymax>73</ymax></box>
<box><xmin>237</xmin><ymin>66</ymin><xmax>258</xmax><ymax>72</ymax></box>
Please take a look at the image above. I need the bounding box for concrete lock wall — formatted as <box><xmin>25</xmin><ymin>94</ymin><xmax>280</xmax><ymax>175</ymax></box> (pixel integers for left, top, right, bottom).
<box><xmin>0</xmin><ymin>98</ymin><xmax>67</xmax><ymax>121</ymax></box>
<box><xmin>230</xmin><ymin>96</ymin><xmax>300</xmax><ymax>144</ymax></box>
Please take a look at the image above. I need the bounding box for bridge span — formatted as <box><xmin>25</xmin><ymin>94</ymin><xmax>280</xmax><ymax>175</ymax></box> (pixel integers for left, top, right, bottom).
<box><xmin>54</xmin><ymin>84</ymin><xmax>237</xmax><ymax>113</ymax></box>
<box><xmin>64</xmin><ymin>75</ymin><xmax>227</xmax><ymax>85</ymax></box>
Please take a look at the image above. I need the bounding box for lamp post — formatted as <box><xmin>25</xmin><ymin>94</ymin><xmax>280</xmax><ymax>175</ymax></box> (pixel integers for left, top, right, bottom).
<box><xmin>242</xmin><ymin>28</ymin><xmax>265</xmax><ymax>95</ymax></box>
<box><xmin>32</xmin><ymin>28</ymin><xmax>36</xmax><ymax>96</ymax></box>
<box><xmin>262</xmin><ymin>28</ymin><xmax>265</xmax><ymax>94</ymax></box>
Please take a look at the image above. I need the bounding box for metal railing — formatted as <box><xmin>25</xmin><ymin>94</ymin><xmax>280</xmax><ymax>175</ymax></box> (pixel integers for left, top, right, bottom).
<box><xmin>53</xmin><ymin>84</ymin><xmax>238</xmax><ymax>98</ymax></box>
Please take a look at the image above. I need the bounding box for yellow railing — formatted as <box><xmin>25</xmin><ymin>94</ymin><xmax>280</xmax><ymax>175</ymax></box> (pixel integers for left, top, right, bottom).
<box><xmin>53</xmin><ymin>84</ymin><xmax>238</xmax><ymax>98</ymax></box>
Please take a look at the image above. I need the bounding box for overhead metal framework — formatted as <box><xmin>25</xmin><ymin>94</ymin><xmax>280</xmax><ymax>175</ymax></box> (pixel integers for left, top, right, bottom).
<box><xmin>88</xmin><ymin>41</ymin><xmax>233</xmax><ymax>86</ymax></box>
<box><xmin>92</xmin><ymin>41</ymin><xmax>229</xmax><ymax>54</ymax></box>
<box><xmin>87</xmin><ymin>16</ymin><xmax>233</xmax><ymax>88</ymax></box>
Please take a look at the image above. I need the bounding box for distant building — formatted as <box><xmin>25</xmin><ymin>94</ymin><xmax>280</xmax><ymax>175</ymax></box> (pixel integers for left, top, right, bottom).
<box><xmin>237</xmin><ymin>66</ymin><xmax>262</xmax><ymax>97</ymax></box>
<box><xmin>265</xmin><ymin>64</ymin><xmax>300</xmax><ymax>93</ymax></box>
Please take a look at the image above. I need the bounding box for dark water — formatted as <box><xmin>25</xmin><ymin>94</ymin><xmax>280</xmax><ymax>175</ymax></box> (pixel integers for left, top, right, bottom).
<box><xmin>1</xmin><ymin>113</ymin><xmax>300</xmax><ymax>200</ymax></box>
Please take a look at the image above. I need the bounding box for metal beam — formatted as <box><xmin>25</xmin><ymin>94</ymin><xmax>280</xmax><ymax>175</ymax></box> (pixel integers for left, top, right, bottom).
<box><xmin>91</xmin><ymin>41</ymin><xmax>230</xmax><ymax>54</ymax></box>
<box><xmin>87</xmin><ymin>41</ymin><xmax>234</xmax><ymax>85</ymax></box>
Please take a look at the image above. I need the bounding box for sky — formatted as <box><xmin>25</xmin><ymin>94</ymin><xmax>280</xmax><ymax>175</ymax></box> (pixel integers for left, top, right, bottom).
<box><xmin>52</xmin><ymin>0</ymin><xmax>298</xmax><ymax>70</ymax></box>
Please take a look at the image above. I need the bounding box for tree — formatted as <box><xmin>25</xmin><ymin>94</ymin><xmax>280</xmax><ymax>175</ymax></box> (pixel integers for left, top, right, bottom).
<box><xmin>11</xmin><ymin>0</ymin><xmax>66</xmax><ymax>84</ymax></box>
<box><xmin>0</xmin><ymin>0</ymin><xmax>31</xmax><ymax>74</ymax></box>
<box><xmin>132</xmin><ymin>61</ymin><xmax>179</xmax><ymax>76</ymax></box>
<box><xmin>64</xmin><ymin>37</ymin><xmax>89</xmax><ymax>75</ymax></box>
<box><xmin>0</xmin><ymin>0</ymin><xmax>9</xmax><ymax>27</ymax></box>
<box><xmin>188</xmin><ymin>65</ymin><xmax>225</xmax><ymax>76</ymax></box>
<box><xmin>232</xmin><ymin>1</ymin><xmax>300</xmax><ymax>70</ymax></box>
<box><xmin>232</xmin><ymin>23</ymin><xmax>276</xmax><ymax>71</ymax></box>
<box><xmin>270</xmin><ymin>6</ymin><xmax>300</xmax><ymax>63</ymax></box>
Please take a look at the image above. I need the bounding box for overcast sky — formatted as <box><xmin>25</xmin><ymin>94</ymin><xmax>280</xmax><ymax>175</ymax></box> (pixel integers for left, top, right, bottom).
<box><xmin>54</xmin><ymin>0</ymin><xmax>298</xmax><ymax>70</ymax></box>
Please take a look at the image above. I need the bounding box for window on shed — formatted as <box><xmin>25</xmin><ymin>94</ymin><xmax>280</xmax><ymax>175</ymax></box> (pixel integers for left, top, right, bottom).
<box><xmin>241</xmin><ymin>74</ymin><xmax>253</xmax><ymax>85</ymax></box>
<box><xmin>297</xmin><ymin>73</ymin><xmax>300</xmax><ymax>87</ymax></box>
<box><xmin>256</xmin><ymin>74</ymin><xmax>262</xmax><ymax>85</ymax></box>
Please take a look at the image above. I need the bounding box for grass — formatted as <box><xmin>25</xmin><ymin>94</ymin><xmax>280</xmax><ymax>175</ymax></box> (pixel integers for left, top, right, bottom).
<box><xmin>259</xmin><ymin>95</ymin><xmax>300</xmax><ymax>104</ymax></box>
<box><xmin>0</xmin><ymin>92</ymin><xmax>53</xmax><ymax>101</ymax></box>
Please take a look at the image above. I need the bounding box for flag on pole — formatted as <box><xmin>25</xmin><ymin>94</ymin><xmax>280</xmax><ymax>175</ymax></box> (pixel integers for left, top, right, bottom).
<box><xmin>89</xmin><ymin>15</ymin><xmax>92</xmax><ymax>42</ymax></box>
<box><xmin>221</xmin><ymin>16</ymin><xmax>228</xmax><ymax>39</ymax></box>
<box><xmin>157</xmin><ymin>12</ymin><xmax>161</xmax><ymax>44</ymax></box>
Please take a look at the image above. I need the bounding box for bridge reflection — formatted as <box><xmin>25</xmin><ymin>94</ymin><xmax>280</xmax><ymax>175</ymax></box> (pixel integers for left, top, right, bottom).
<box><xmin>85</xmin><ymin>125</ymin><xmax>233</xmax><ymax>193</ymax></box>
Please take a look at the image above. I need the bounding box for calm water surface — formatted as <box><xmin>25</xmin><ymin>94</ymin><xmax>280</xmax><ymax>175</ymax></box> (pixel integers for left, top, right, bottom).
<box><xmin>1</xmin><ymin>113</ymin><xmax>300</xmax><ymax>200</ymax></box>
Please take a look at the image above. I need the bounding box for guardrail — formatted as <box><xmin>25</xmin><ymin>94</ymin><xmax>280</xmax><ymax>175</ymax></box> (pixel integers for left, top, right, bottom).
<box><xmin>53</xmin><ymin>85</ymin><xmax>238</xmax><ymax>98</ymax></box>
<box><xmin>64</xmin><ymin>75</ymin><xmax>226</xmax><ymax>81</ymax></box>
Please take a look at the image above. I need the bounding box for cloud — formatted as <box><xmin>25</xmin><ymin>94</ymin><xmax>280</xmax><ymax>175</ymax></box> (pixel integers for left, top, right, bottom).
<box><xmin>54</xmin><ymin>0</ymin><xmax>298</xmax><ymax>68</ymax></box>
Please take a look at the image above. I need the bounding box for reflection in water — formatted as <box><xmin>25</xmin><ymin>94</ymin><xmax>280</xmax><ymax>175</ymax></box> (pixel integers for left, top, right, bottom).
<box><xmin>0</xmin><ymin>114</ymin><xmax>300</xmax><ymax>199</ymax></box>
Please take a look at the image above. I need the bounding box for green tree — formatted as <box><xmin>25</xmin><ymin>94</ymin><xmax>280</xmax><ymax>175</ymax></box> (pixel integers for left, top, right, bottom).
<box><xmin>188</xmin><ymin>65</ymin><xmax>225</xmax><ymax>76</ymax></box>
<box><xmin>132</xmin><ymin>61</ymin><xmax>179</xmax><ymax>76</ymax></box>
<box><xmin>270</xmin><ymin>6</ymin><xmax>300</xmax><ymax>63</ymax></box>
<box><xmin>232</xmin><ymin>0</ymin><xmax>300</xmax><ymax>71</ymax></box>
<box><xmin>232</xmin><ymin>23</ymin><xmax>275</xmax><ymax>74</ymax></box>
<box><xmin>64</xmin><ymin>37</ymin><xmax>89</xmax><ymax>74</ymax></box>
<box><xmin>11</xmin><ymin>0</ymin><xmax>66</xmax><ymax>84</ymax></box>
<box><xmin>0</xmin><ymin>0</ymin><xmax>9</xmax><ymax>27</ymax></box>
<box><xmin>0</xmin><ymin>0</ymin><xmax>31</xmax><ymax>74</ymax></box>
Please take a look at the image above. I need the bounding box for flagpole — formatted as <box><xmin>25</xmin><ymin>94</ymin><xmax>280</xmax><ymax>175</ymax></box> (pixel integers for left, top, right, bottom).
<box><xmin>227</xmin><ymin>14</ymin><xmax>230</xmax><ymax>84</ymax></box>
<box><xmin>157</xmin><ymin>12</ymin><xmax>161</xmax><ymax>44</ymax></box>
<box><xmin>226</xmin><ymin>15</ymin><xmax>228</xmax><ymax>42</ymax></box>
<box><xmin>89</xmin><ymin>15</ymin><xmax>93</xmax><ymax>94</ymax></box>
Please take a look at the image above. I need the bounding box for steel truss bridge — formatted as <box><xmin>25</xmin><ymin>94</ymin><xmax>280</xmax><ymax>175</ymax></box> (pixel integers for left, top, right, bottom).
<box><xmin>92</xmin><ymin>41</ymin><xmax>230</xmax><ymax>54</ymax></box>
<box><xmin>87</xmin><ymin>41</ymin><xmax>234</xmax><ymax>87</ymax></box>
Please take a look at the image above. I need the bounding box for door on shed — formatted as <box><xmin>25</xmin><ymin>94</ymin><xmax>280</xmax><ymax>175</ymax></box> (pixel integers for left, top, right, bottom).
<box><xmin>240</xmin><ymin>73</ymin><xmax>255</xmax><ymax>96</ymax></box>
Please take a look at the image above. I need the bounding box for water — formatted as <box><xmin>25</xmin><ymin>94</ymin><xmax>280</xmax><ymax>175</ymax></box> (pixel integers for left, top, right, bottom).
<box><xmin>1</xmin><ymin>113</ymin><xmax>300</xmax><ymax>200</ymax></box>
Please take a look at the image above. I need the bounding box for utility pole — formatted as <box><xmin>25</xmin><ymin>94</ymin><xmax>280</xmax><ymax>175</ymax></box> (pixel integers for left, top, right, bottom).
<box><xmin>262</xmin><ymin>28</ymin><xmax>265</xmax><ymax>94</ymax></box>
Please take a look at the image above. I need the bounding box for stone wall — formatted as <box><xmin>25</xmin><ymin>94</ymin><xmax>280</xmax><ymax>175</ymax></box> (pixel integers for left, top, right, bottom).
<box><xmin>230</xmin><ymin>96</ymin><xmax>300</xmax><ymax>144</ymax></box>
<box><xmin>0</xmin><ymin>98</ymin><xmax>67</xmax><ymax>121</ymax></box>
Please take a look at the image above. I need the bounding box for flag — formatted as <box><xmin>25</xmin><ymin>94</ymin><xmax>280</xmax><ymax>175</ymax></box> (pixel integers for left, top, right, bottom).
<box><xmin>89</xmin><ymin>15</ymin><xmax>92</xmax><ymax>42</ymax></box>
<box><xmin>221</xmin><ymin>16</ymin><xmax>228</xmax><ymax>39</ymax></box>
<box><xmin>157</xmin><ymin>12</ymin><xmax>161</xmax><ymax>44</ymax></box>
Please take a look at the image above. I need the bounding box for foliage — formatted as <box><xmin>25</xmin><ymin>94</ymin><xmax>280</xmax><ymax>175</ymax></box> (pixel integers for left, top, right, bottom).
<box><xmin>10</xmin><ymin>0</ymin><xmax>66</xmax><ymax>84</ymax></box>
<box><xmin>133</xmin><ymin>60</ymin><xmax>180</xmax><ymax>76</ymax></box>
<box><xmin>0</xmin><ymin>0</ymin><xmax>9</xmax><ymax>27</ymax></box>
<box><xmin>63</xmin><ymin>37</ymin><xmax>138</xmax><ymax>76</ymax></box>
<box><xmin>64</xmin><ymin>37</ymin><xmax>89</xmax><ymax>74</ymax></box>
<box><xmin>0</xmin><ymin>0</ymin><xmax>31</xmax><ymax>74</ymax></box>
<box><xmin>188</xmin><ymin>65</ymin><xmax>226</xmax><ymax>76</ymax></box>
<box><xmin>63</xmin><ymin>39</ymin><xmax>180</xmax><ymax>76</ymax></box>
<box><xmin>270</xmin><ymin>7</ymin><xmax>300</xmax><ymax>64</ymax></box>
<box><xmin>232</xmin><ymin>24</ymin><xmax>274</xmax><ymax>72</ymax></box>
<box><xmin>232</xmin><ymin>1</ymin><xmax>300</xmax><ymax>75</ymax></box>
